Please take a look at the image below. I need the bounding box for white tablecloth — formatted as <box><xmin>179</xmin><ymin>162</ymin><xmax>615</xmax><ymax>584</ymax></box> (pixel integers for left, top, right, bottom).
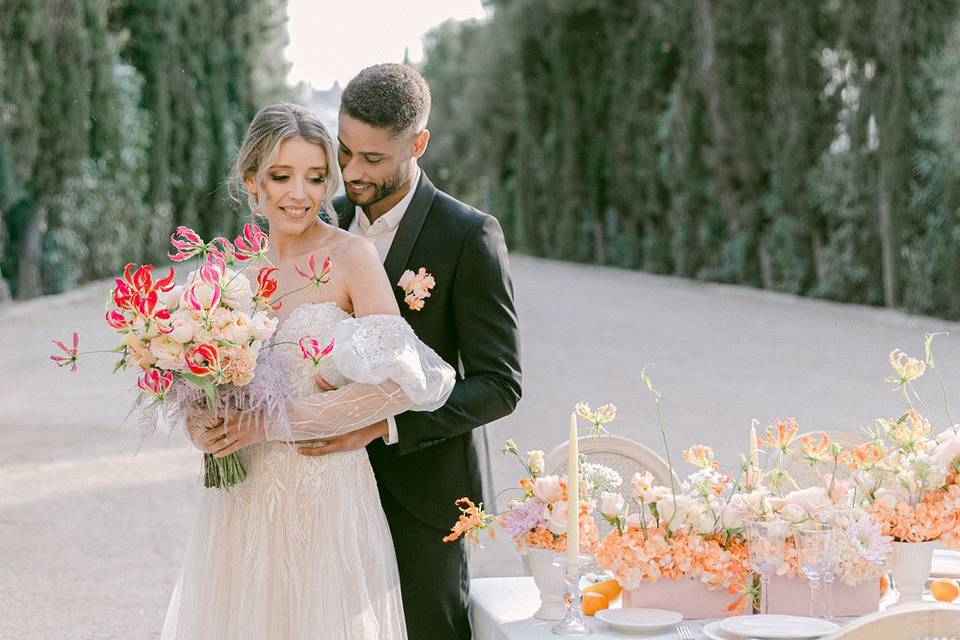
<box><xmin>470</xmin><ymin>576</ymin><xmax>715</xmax><ymax>640</ymax></box>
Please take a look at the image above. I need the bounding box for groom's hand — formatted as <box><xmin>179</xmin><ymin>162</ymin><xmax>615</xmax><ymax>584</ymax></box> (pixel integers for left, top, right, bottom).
<box><xmin>297</xmin><ymin>420</ymin><xmax>389</xmax><ymax>457</ymax></box>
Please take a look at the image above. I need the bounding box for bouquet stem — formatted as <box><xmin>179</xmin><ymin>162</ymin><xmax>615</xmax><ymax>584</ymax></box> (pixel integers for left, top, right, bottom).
<box><xmin>203</xmin><ymin>452</ymin><xmax>247</xmax><ymax>489</ymax></box>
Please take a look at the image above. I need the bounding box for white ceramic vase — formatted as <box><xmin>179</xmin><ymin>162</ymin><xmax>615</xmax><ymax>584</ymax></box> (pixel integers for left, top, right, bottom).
<box><xmin>890</xmin><ymin>540</ymin><xmax>938</xmax><ymax>603</ymax></box>
<box><xmin>523</xmin><ymin>547</ymin><xmax>565</xmax><ymax>620</ymax></box>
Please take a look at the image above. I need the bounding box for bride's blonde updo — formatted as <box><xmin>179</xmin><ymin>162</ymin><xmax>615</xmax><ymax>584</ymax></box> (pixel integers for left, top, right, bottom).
<box><xmin>228</xmin><ymin>103</ymin><xmax>340</xmax><ymax>224</ymax></box>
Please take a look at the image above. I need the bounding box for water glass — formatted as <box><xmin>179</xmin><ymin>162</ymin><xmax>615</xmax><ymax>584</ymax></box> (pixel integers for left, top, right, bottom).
<box><xmin>748</xmin><ymin>519</ymin><xmax>789</xmax><ymax>615</ymax></box>
<box><xmin>796</xmin><ymin>523</ymin><xmax>837</xmax><ymax>619</ymax></box>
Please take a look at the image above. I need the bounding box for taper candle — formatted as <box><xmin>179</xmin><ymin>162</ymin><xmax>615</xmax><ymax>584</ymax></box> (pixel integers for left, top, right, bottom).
<box><xmin>750</xmin><ymin>424</ymin><xmax>760</xmax><ymax>470</ymax></box>
<box><xmin>566</xmin><ymin>412</ymin><xmax>580</xmax><ymax>563</ymax></box>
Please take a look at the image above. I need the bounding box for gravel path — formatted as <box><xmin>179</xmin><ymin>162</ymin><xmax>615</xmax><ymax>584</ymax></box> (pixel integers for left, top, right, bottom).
<box><xmin>1</xmin><ymin>254</ymin><xmax>957</xmax><ymax>638</ymax></box>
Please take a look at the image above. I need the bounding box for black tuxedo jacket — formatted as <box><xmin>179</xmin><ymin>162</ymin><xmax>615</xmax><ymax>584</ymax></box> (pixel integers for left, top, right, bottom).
<box><xmin>334</xmin><ymin>172</ymin><xmax>521</xmax><ymax>530</ymax></box>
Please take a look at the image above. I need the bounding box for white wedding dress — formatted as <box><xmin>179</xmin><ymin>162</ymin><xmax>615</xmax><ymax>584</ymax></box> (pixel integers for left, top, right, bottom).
<box><xmin>161</xmin><ymin>303</ymin><xmax>455</xmax><ymax>640</ymax></box>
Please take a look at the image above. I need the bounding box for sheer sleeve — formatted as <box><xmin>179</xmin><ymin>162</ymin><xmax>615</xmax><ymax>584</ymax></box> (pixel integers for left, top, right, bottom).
<box><xmin>266</xmin><ymin>315</ymin><xmax>456</xmax><ymax>441</ymax></box>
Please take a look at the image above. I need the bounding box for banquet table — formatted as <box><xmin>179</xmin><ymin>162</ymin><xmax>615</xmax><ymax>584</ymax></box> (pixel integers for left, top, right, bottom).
<box><xmin>470</xmin><ymin>576</ymin><xmax>719</xmax><ymax>640</ymax></box>
<box><xmin>469</xmin><ymin>575</ymin><xmax>946</xmax><ymax>640</ymax></box>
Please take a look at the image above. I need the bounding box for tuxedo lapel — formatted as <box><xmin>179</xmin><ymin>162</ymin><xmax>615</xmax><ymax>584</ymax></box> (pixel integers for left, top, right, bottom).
<box><xmin>382</xmin><ymin>173</ymin><xmax>437</xmax><ymax>288</ymax></box>
<box><xmin>334</xmin><ymin>197</ymin><xmax>354</xmax><ymax>231</ymax></box>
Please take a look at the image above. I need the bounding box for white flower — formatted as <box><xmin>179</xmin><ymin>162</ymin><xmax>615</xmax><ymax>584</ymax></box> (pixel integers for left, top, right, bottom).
<box><xmin>526</xmin><ymin>450</ymin><xmax>545</xmax><ymax>477</ymax></box>
<box><xmin>599</xmin><ymin>492</ymin><xmax>625</xmax><ymax>518</ymax></box>
<box><xmin>149</xmin><ymin>335</ymin><xmax>187</xmax><ymax>371</ymax></box>
<box><xmin>720</xmin><ymin>503</ymin><xmax>746</xmax><ymax>530</ymax></box>
<box><xmin>219</xmin><ymin>310</ymin><xmax>252</xmax><ymax>345</ymax></box>
<box><xmin>582</xmin><ymin>463</ymin><xmax>622</xmax><ymax>497</ymax></box>
<box><xmin>901</xmin><ymin>452</ymin><xmax>948</xmax><ymax>492</ymax></box>
<box><xmin>250</xmin><ymin>311</ymin><xmax>278</xmax><ymax>341</ymax></box>
<box><xmin>167</xmin><ymin>309</ymin><xmax>199</xmax><ymax>344</ymax></box>
<box><xmin>845</xmin><ymin>514</ymin><xmax>893</xmax><ymax>565</ymax></box>
<box><xmin>729</xmin><ymin>489</ymin><xmax>772</xmax><ymax>519</ymax></box>
<box><xmin>532</xmin><ymin>475</ymin><xmax>562</xmax><ymax>504</ymax></box>
<box><xmin>656</xmin><ymin>494</ymin><xmax>697</xmax><ymax>531</ymax></box>
<box><xmin>631</xmin><ymin>471</ymin><xmax>668</xmax><ymax>503</ymax></box>
<box><xmin>221</xmin><ymin>271</ymin><xmax>253</xmax><ymax>310</ymax></box>
<box><xmin>779</xmin><ymin>487</ymin><xmax>833</xmax><ymax>523</ymax></box>
<box><xmin>158</xmin><ymin>284</ymin><xmax>183</xmax><ymax>310</ymax></box>
<box><xmin>547</xmin><ymin>501</ymin><xmax>568</xmax><ymax>535</ymax></box>
<box><xmin>932</xmin><ymin>433</ymin><xmax>960</xmax><ymax>468</ymax></box>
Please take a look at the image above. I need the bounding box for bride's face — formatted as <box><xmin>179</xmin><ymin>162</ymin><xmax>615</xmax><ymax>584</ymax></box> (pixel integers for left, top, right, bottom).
<box><xmin>247</xmin><ymin>136</ymin><xmax>330</xmax><ymax>237</ymax></box>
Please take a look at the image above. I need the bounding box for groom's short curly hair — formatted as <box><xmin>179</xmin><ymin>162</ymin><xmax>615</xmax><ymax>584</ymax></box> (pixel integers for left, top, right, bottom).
<box><xmin>340</xmin><ymin>63</ymin><xmax>431</xmax><ymax>136</ymax></box>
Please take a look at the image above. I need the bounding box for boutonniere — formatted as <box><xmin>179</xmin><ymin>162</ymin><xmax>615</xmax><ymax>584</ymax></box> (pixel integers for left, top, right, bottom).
<box><xmin>397</xmin><ymin>267</ymin><xmax>436</xmax><ymax>311</ymax></box>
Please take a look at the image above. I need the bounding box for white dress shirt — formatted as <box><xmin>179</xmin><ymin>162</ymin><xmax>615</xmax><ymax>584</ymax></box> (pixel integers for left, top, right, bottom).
<box><xmin>347</xmin><ymin>168</ymin><xmax>422</xmax><ymax>445</ymax></box>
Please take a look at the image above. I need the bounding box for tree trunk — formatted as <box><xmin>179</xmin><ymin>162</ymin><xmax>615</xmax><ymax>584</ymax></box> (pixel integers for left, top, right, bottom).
<box><xmin>16</xmin><ymin>204</ymin><xmax>46</xmax><ymax>300</ymax></box>
<box><xmin>877</xmin><ymin>164</ymin><xmax>897</xmax><ymax>307</ymax></box>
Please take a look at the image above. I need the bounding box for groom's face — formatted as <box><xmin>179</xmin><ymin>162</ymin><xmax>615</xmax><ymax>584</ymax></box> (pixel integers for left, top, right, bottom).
<box><xmin>337</xmin><ymin>114</ymin><xmax>426</xmax><ymax>215</ymax></box>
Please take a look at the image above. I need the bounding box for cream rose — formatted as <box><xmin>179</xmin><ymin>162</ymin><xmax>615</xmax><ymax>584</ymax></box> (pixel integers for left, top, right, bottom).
<box><xmin>167</xmin><ymin>309</ymin><xmax>200</xmax><ymax>344</ymax></box>
<box><xmin>599</xmin><ymin>492</ymin><xmax>625</xmax><ymax>519</ymax></box>
<box><xmin>250</xmin><ymin>311</ymin><xmax>279</xmax><ymax>341</ymax></box>
<box><xmin>221</xmin><ymin>271</ymin><xmax>253</xmax><ymax>309</ymax></box>
<box><xmin>532</xmin><ymin>475</ymin><xmax>562</xmax><ymax>504</ymax></box>
<box><xmin>149</xmin><ymin>335</ymin><xmax>187</xmax><ymax>371</ymax></box>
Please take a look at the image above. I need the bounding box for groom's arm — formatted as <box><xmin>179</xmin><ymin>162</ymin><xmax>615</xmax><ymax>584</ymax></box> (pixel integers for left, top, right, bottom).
<box><xmin>394</xmin><ymin>214</ymin><xmax>522</xmax><ymax>456</ymax></box>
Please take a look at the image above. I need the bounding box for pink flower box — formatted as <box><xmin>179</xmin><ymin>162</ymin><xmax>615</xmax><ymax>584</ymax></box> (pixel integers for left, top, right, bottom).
<box><xmin>623</xmin><ymin>578</ymin><xmax>745</xmax><ymax>619</ymax></box>
<box><xmin>767</xmin><ymin>576</ymin><xmax>880</xmax><ymax>617</ymax></box>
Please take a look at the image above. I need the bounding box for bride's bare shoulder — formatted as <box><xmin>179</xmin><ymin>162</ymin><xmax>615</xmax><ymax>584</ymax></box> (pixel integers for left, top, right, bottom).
<box><xmin>324</xmin><ymin>228</ymin><xmax>380</xmax><ymax>268</ymax></box>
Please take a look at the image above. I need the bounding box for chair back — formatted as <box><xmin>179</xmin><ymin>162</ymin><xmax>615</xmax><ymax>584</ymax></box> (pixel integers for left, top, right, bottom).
<box><xmin>544</xmin><ymin>435</ymin><xmax>680</xmax><ymax>536</ymax></box>
<box><xmin>824</xmin><ymin>603</ymin><xmax>960</xmax><ymax>639</ymax></box>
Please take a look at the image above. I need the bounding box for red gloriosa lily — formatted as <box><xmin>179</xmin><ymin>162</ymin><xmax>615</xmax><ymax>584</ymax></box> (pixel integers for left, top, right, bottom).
<box><xmin>184</xmin><ymin>343</ymin><xmax>221</xmax><ymax>377</ymax></box>
<box><xmin>169</xmin><ymin>226</ymin><xmax>206</xmax><ymax>262</ymax></box>
<box><xmin>294</xmin><ymin>253</ymin><xmax>332</xmax><ymax>288</ymax></box>
<box><xmin>233</xmin><ymin>223</ymin><xmax>269</xmax><ymax>262</ymax></box>
<box><xmin>253</xmin><ymin>267</ymin><xmax>281</xmax><ymax>310</ymax></box>
<box><xmin>50</xmin><ymin>332</ymin><xmax>80</xmax><ymax>372</ymax></box>
<box><xmin>298</xmin><ymin>336</ymin><xmax>335</xmax><ymax>367</ymax></box>
<box><xmin>199</xmin><ymin>253</ymin><xmax>226</xmax><ymax>286</ymax></box>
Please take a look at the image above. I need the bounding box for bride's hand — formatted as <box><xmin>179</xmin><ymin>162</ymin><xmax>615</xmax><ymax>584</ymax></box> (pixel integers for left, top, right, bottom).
<box><xmin>186</xmin><ymin>410</ymin><xmax>222</xmax><ymax>451</ymax></box>
<box><xmin>200</xmin><ymin>412</ymin><xmax>268</xmax><ymax>458</ymax></box>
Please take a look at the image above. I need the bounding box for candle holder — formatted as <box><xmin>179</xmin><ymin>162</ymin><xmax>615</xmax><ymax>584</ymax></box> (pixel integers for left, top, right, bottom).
<box><xmin>550</xmin><ymin>554</ymin><xmax>594</xmax><ymax>636</ymax></box>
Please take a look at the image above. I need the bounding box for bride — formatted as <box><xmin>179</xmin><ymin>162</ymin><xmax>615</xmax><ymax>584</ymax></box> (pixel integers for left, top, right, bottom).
<box><xmin>160</xmin><ymin>103</ymin><xmax>455</xmax><ymax>639</ymax></box>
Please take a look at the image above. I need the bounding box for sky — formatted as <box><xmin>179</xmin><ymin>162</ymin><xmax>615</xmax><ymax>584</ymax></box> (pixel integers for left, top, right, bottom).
<box><xmin>285</xmin><ymin>0</ymin><xmax>490</xmax><ymax>90</ymax></box>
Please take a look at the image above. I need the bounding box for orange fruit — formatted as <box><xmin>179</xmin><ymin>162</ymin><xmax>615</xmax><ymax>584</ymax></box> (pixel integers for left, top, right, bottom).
<box><xmin>931</xmin><ymin>578</ymin><xmax>960</xmax><ymax>602</ymax></box>
<box><xmin>879</xmin><ymin>575</ymin><xmax>890</xmax><ymax>597</ymax></box>
<box><xmin>583</xmin><ymin>578</ymin><xmax>622</xmax><ymax>601</ymax></box>
<box><xmin>581</xmin><ymin>592</ymin><xmax>609</xmax><ymax>616</ymax></box>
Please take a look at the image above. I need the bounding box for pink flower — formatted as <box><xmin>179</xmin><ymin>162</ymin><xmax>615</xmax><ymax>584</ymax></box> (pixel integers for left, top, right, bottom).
<box><xmin>184</xmin><ymin>282</ymin><xmax>221</xmax><ymax>315</ymax></box>
<box><xmin>168</xmin><ymin>226</ymin><xmax>205</xmax><ymax>262</ymax></box>
<box><xmin>50</xmin><ymin>332</ymin><xmax>80</xmax><ymax>372</ymax></box>
<box><xmin>207</xmin><ymin>236</ymin><xmax>237</xmax><ymax>264</ymax></box>
<box><xmin>198</xmin><ymin>253</ymin><xmax>226</xmax><ymax>286</ymax></box>
<box><xmin>295</xmin><ymin>253</ymin><xmax>332</xmax><ymax>288</ymax></box>
<box><xmin>137</xmin><ymin>369</ymin><xmax>175</xmax><ymax>401</ymax></box>
<box><xmin>299</xmin><ymin>336</ymin><xmax>335</xmax><ymax>367</ymax></box>
<box><xmin>232</xmin><ymin>223</ymin><xmax>269</xmax><ymax>262</ymax></box>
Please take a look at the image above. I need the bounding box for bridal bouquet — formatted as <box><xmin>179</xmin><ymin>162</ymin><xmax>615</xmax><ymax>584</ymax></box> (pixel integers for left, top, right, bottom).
<box><xmin>50</xmin><ymin>223</ymin><xmax>335</xmax><ymax>489</ymax></box>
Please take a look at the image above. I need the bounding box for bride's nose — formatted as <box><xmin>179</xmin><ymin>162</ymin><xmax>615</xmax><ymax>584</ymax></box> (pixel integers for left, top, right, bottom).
<box><xmin>288</xmin><ymin>178</ymin><xmax>306</xmax><ymax>200</ymax></box>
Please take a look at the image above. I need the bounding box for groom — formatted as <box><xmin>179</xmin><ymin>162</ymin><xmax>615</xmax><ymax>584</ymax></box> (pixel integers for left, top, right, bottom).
<box><xmin>299</xmin><ymin>63</ymin><xmax>522</xmax><ymax>639</ymax></box>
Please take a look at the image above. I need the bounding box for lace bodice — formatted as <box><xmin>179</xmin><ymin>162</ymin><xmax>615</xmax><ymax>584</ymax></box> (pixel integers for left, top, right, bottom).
<box><xmin>265</xmin><ymin>303</ymin><xmax>456</xmax><ymax>441</ymax></box>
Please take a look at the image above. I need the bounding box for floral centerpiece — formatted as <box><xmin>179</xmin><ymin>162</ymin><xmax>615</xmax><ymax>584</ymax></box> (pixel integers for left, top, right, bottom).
<box><xmin>595</xmin><ymin>445</ymin><xmax>753</xmax><ymax>616</ymax></box>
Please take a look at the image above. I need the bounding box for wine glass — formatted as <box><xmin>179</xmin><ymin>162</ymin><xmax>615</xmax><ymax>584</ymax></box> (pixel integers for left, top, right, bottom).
<box><xmin>747</xmin><ymin>519</ymin><xmax>789</xmax><ymax>616</ymax></box>
<box><xmin>796</xmin><ymin>523</ymin><xmax>837</xmax><ymax>619</ymax></box>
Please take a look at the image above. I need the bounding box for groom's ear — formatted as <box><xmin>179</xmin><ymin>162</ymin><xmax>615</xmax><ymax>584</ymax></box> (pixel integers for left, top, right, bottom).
<box><xmin>411</xmin><ymin>129</ymin><xmax>430</xmax><ymax>159</ymax></box>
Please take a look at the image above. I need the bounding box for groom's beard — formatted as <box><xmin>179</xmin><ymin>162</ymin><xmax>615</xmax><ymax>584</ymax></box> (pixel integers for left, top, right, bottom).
<box><xmin>344</xmin><ymin>172</ymin><xmax>404</xmax><ymax>208</ymax></box>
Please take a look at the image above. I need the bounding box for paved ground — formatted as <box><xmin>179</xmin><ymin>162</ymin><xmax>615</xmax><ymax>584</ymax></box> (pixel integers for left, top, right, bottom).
<box><xmin>1</xmin><ymin>254</ymin><xmax>958</xmax><ymax>639</ymax></box>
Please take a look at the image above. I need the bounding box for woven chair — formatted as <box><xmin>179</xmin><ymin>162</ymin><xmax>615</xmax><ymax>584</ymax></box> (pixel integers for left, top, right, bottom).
<box><xmin>779</xmin><ymin>430</ymin><xmax>865</xmax><ymax>489</ymax></box>
<box><xmin>824</xmin><ymin>603</ymin><xmax>960</xmax><ymax>639</ymax></box>
<box><xmin>544</xmin><ymin>434</ymin><xmax>679</xmax><ymax>536</ymax></box>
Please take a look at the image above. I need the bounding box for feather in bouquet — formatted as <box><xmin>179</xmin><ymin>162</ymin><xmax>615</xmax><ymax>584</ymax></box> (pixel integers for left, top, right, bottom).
<box><xmin>50</xmin><ymin>223</ymin><xmax>334</xmax><ymax>489</ymax></box>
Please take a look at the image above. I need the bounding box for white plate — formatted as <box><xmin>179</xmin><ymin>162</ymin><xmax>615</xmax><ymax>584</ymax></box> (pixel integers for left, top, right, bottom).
<box><xmin>595</xmin><ymin>608</ymin><xmax>683</xmax><ymax>632</ymax></box>
<box><xmin>721</xmin><ymin>615</ymin><xmax>839</xmax><ymax>639</ymax></box>
<box><xmin>703</xmin><ymin>621</ymin><xmax>740</xmax><ymax>640</ymax></box>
